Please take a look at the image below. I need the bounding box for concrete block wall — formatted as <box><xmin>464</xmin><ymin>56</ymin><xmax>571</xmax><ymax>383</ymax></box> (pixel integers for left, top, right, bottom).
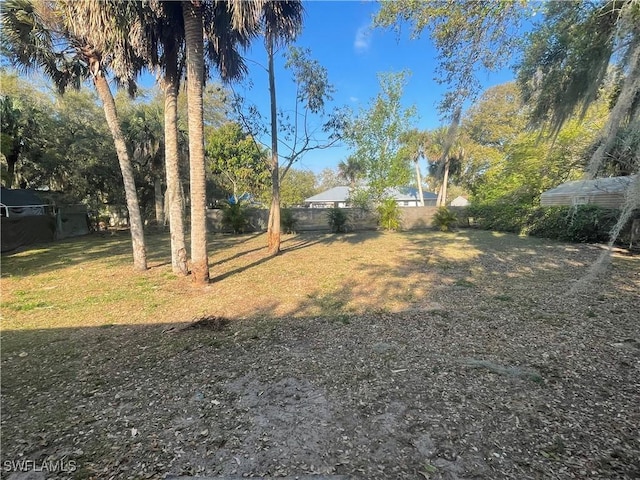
<box><xmin>207</xmin><ymin>206</ymin><xmax>469</xmax><ymax>233</ymax></box>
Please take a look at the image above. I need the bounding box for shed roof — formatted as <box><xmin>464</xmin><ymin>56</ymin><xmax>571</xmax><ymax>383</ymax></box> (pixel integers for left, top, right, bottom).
<box><xmin>540</xmin><ymin>175</ymin><xmax>636</xmax><ymax>209</ymax></box>
<box><xmin>0</xmin><ymin>187</ymin><xmax>46</xmax><ymax>207</ymax></box>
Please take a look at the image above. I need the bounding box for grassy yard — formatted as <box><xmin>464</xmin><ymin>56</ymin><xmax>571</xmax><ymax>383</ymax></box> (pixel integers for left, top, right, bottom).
<box><xmin>1</xmin><ymin>229</ymin><xmax>639</xmax><ymax>479</ymax></box>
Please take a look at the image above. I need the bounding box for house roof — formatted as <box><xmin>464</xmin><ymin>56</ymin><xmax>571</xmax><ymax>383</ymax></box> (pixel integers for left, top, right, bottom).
<box><xmin>388</xmin><ymin>187</ymin><xmax>438</xmax><ymax>202</ymax></box>
<box><xmin>304</xmin><ymin>186</ymin><xmax>351</xmax><ymax>203</ymax></box>
<box><xmin>304</xmin><ymin>186</ymin><xmax>437</xmax><ymax>203</ymax></box>
<box><xmin>540</xmin><ymin>175</ymin><xmax>636</xmax><ymax>209</ymax></box>
<box><xmin>0</xmin><ymin>187</ymin><xmax>46</xmax><ymax>207</ymax></box>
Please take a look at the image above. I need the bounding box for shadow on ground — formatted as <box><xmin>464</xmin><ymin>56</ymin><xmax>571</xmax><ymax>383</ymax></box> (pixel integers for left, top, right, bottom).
<box><xmin>2</xmin><ymin>230</ymin><xmax>639</xmax><ymax>479</ymax></box>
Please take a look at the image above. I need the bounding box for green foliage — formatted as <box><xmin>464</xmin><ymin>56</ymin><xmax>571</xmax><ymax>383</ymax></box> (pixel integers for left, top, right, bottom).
<box><xmin>221</xmin><ymin>201</ymin><xmax>249</xmax><ymax>234</ymax></box>
<box><xmin>326</xmin><ymin>207</ymin><xmax>348</xmax><ymax>233</ymax></box>
<box><xmin>279</xmin><ymin>169</ymin><xmax>317</xmax><ymax>207</ymax></box>
<box><xmin>517</xmin><ymin>2</ymin><xmax>619</xmax><ymax>135</ymax></box>
<box><xmin>469</xmin><ymin>96</ymin><xmax>607</xmax><ymax>205</ymax></box>
<box><xmin>377</xmin><ymin>198</ymin><xmax>401</xmax><ymax>231</ymax></box>
<box><xmin>526</xmin><ymin>206</ymin><xmax>620</xmax><ymax>243</ymax></box>
<box><xmin>280</xmin><ymin>208</ymin><xmax>298</xmax><ymax>234</ymax></box>
<box><xmin>342</xmin><ymin>71</ymin><xmax>416</xmax><ymax>200</ymax></box>
<box><xmin>432</xmin><ymin>207</ymin><xmax>458</xmax><ymax>232</ymax></box>
<box><xmin>348</xmin><ymin>188</ymin><xmax>373</xmax><ymax>211</ymax></box>
<box><xmin>206</xmin><ymin>122</ymin><xmax>269</xmax><ymax>203</ymax></box>
<box><xmin>468</xmin><ymin>203</ymin><xmax>621</xmax><ymax>243</ymax></box>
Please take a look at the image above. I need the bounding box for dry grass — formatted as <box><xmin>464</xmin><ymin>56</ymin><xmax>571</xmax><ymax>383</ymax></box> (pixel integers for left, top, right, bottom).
<box><xmin>1</xmin><ymin>230</ymin><xmax>482</xmax><ymax>329</ymax></box>
<box><xmin>1</xmin><ymin>229</ymin><xmax>639</xmax><ymax>479</ymax></box>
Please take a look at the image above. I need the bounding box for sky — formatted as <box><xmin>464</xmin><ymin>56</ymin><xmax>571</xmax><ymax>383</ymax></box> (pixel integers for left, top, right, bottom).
<box><xmin>230</xmin><ymin>0</ymin><xmax>518</xmax><ymax>175</ymax></box>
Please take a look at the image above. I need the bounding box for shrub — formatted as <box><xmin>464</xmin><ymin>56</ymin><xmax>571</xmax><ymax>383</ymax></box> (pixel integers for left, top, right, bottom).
<box><xmin>377</xmin><ymin>198</ymin><xmax>401</xmax><ymax>231</ymax></box>
<box><xmin>432</xmin><ymin>206</ymin><xmax>458</xmax><ymax>232</ymax></box>
<box><xmin>221</xmin><ymin>201</ymin><xmax>249</xmax><ymax>234</ymax></box>
<box><xmin>326</xmin><ymin>207</ymin><xmax>348</xmax><ymax>233</ymax></box>
<box><xmin>281</xmin><ymin>208</ymin><xmax>298</xmax><ymax>234</ymax></box>
<box><xmin>527</xmin><ymin>205</ymin><xmax>619</xmax><ymax>243</ymax></box>
<box><xmin>468</xmin><ymin>202</ymin><xmax>622</xmax><ymax>243</ymax></box>
<box><xmin>467</xmin><ymin>203</ymin><xmax>531</xmax><ymax>233</ymax></box>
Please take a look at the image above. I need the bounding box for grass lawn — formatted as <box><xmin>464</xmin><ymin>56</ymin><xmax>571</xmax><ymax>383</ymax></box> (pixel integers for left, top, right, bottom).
<box><xmin>1</xmin><ymin>229</ymin><xmax>639</xmax><ymax>479</ymax></box>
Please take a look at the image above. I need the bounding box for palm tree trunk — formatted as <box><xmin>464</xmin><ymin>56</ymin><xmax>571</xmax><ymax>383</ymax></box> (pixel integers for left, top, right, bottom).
<box><xmin>183</xmin><ymin>0</ymin><xmax>210</xmax><ymax>283</ymax></box>
<box><xmin>414</xmin><ymin>159</ymin><xmax>424</xmax><ymax>206</ymax></box>
<box><xmin>439</xmin><ymin>158</ymin><xmax>450</xmax><ymax>207</ymax></box>
<box><xmin>92</xmin><ymin>71</ymin><xmax>147</xmax><ymax>271</ymax></box>
<box><xmin>267</xmin><ymin>35</ymin><xmax>281</xmax><ymax>255</ymax></box>
<box><xmin>6</xmin><ymin>143</ymin><xmax>21</xmax><ymax>189</ymax></box>
<box><xmin>154</xmin><ymin>176</ymin><xmax>164</xmax><ymax>224</ymax></box>
<box><xmin>163</xmin><ymin>44</ymin><xmax>188</xmax><ymax>276</ymax></box>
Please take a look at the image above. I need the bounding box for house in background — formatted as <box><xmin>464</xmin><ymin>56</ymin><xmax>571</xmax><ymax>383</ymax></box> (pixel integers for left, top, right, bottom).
<box><xmin>450</xmin><ymin>196</ymin><xmax>470</xmax><ymax>207</ymax></box>
<box><xmin>304</xmin><ymin>186</ymin><xmax>437</xmax><ymax>208</ymax></box>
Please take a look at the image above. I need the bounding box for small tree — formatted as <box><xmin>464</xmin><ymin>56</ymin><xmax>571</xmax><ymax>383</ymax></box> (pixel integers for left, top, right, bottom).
<box><xmin>343</xmin><ymin>71</ymin><xmax>416</xmax><ymax>204</ymax></box>
<box><xmin>377</xmin><ymin>198</ymin><xmax>401</xmax><ymax>231</ymax></box>
<box><xmin>206</xmin><ymin>122</ymin><xmax>269</xmax><ymax>204</ymax></box>
<box><xmin>327</xmin><ymin>207</ymin><xmax>348</xmax><ymax>233</ymax></box>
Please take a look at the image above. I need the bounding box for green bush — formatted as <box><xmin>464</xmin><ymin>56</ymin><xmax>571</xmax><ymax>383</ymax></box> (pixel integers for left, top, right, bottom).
<box><xmin>326</xmin><ymin>207</ymin><xmax>348</xmax><ymax>233</ymax></box>
<box><xmin>377</xmin><ymin>198</ymin><xmax>401</xmax><ymax>231</ymax></box>
<box><xmin>221</xmin><ymin>201</ymin><xmax>249</xmax><ymax>234</ymax></box>
<box><xmin>281</xmin><ymin>208</ymin><xmax>298</xmax><ymax>234</ymax></box>
<box><xmin>467</xmin><ymin>203</ymin><xmax>532</xmax><ymax>233</ymax></box>
<box><xmin>432</xmin><ymin>206</ymin><xmax>458</xmax><ymax>232</ymax></box>
<box><xmin>468</xmin><ymin>202</ymin><xmax>622</xmax><ymax>243</ymax></box>
<box><xmin>526</xmin><ymin>205</ymin><xmax>619</xmax><ymax>243</ymax></box>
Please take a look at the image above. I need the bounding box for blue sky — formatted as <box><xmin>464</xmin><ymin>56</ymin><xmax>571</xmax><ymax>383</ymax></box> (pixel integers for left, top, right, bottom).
<box><xmin>232</xmin><ymin>1</ymin><xmax>518</xmax><ymax>174</ymax></box>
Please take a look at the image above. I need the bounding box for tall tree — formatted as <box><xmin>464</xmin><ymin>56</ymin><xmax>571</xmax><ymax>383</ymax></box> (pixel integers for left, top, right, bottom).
<box><xmin>181</xmin><ymin>0</ymin><xmax>210</xmax><ymax>283</ymax></box>
<box><xmin>517</xmin><ymin>0</ymin><xmax>640</xmax><ymax>241</ymax></box>
<box><xmin>261</xmin><ymin>1</ymin><xmax>304</xmax><ymax>255</ymax></box>
<box><xmin>121</xmin><ymin>99</ymin><xmax>165</xmax><ymax>224</ymax></box>
<box><xmin>176</xmin><ymin>0</ymin><xmax>259</xmax><ymax>283</ymax></box>
<box><xmin>1</xmin><ymin>0</ymin><xmax>148</xmax><ymax>270</ymax></box>
<box><xmin>399</xmin><ymin>129</ymin><xmax>431</xmax><ymax>206</ymax></box>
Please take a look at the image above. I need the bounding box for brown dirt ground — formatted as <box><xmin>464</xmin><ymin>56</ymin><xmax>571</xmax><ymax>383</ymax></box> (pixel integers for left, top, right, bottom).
<box><xmin>1</xmin><ymin>230</ymin><xmax>639</xmax><ymax>479</ymax></box>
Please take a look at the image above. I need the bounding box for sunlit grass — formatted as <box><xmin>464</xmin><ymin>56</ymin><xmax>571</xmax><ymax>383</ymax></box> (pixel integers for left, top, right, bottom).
<box><xmin>1</xmin><ymin>229</ymin><xmax>636</xmax><ymax>332</ymax></box>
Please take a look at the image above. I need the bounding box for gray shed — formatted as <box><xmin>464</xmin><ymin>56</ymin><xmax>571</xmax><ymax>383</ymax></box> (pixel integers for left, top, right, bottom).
<box><xmin>540</xmin><ymin>175</ymin><xmax>637</xmax><ymax>209</ymax></box>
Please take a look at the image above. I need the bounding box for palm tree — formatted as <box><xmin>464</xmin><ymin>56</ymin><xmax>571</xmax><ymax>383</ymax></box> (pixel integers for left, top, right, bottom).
<box><xmin>2</xmin><ymin>0</ymin><xmax>148</xmax><ymax>270</ymax></box>
<box><xmin>122</xmin><ymin>101</ymin><xmax>165</xmax><ymax>224</ymax></box>
<box><xmin>178</xmin><ymin>0</ymin><xmax>263</xmax><ymax>282</ymax></box>
<box><xmin>400</xmin><ymin>129</ymin><xmax>431</xmax><ymax>206</ymax></box>
<box><xmin>428</xmin><ymin>108</ymin><xmax>462</xmax><ymax>207</ymax></box>
<box><xmin>338</xmin><ymin>157</ymin><xmax>365</xmax><ymax>189</ymax></box>
<box><xmin>181</xmin><ymin>0</ymin><xmax>211</xmax><ymax>283</ymax></box>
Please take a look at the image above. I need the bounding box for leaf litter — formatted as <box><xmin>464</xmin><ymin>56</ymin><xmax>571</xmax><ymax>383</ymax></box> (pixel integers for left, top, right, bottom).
<box><xmin>1</xmin><ymin>231</ymin><xmax>639</xmax><ymax>479</ymax></box>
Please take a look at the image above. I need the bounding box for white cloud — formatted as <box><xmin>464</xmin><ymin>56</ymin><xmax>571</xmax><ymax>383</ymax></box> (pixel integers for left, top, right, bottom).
<box><xmin>349</xmin><ymin>96</ymin><xmax>359</xmax><ymax>103</ymax></box>
<box><xmin>354</xmin><ymin>25</ymin><xmax>372</xmax><ymax>53</ymax></box>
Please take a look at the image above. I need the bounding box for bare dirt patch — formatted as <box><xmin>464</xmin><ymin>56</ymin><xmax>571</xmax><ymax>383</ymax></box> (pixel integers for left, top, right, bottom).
<box><xmin>1</xmin><ymin>230</ymin><xmax>639</xmax><ymax>479</ymax></box>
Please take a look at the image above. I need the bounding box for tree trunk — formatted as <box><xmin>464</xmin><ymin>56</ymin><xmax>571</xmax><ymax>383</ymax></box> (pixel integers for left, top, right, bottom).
<box><xmin>183</xmin><ymin>1</ymin><xmax>210</xmax><ymax>283</ymax></box>
<box><xmin>439</xmin><ymin>158</ymin><xmax>450</xmax><ymax>207</ymax></box>
<box><xmin>267</xmin><ymin>35</ymin><xmax>281</xmax><ymax>255</ymax></box>
<box><xmin>154</xmin><ymin>176</ymin><xmax>164</xmax><ymax>224</ymax></box>
<box><xmin>5</xmin><ymin>139</ymin><xmax>22</xmax><ymax>189</ymax></box>
<box><xmin>92</xmin><ymin>70</ymin><xmax>147</xmax><ymax>271</ymax></box>
<box><xmin>163</xmin><ymin>43</ymin><xmax>188</xmax><ymax>276</ymax></box>
<box><xmin>414</xmin><ymin>159</ymin><xmax>424</xmax><ymax>206</ymax></box>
